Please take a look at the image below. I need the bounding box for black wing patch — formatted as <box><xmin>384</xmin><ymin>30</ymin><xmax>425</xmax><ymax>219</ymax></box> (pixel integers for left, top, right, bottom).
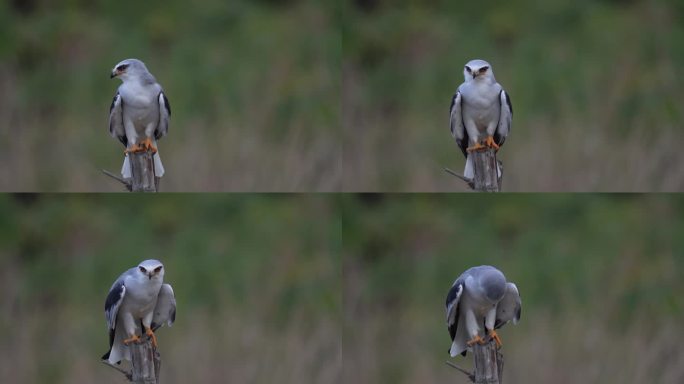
<box><xmin>450</xmin><ymin>92</ymin><xmax>468</xmax><ymax>158</ymax></box>
<box><xmin>109</xmin><ymin>94</ymin><xmax>118</xmax><ymax>114</ymax></box>
<box><xmin>104</xmin><ymin>281</ymin><xmax>125</xmax><ymax>347</ymax></box>
<box><xmin>109</xmin><ymin>93</ymin><xmax>127</xmax><ymax>147</ymax></box>
<box><xmin>154</xmin><ymin>92</ymin><xmax>171</xmax><ymax>140</ymax></box>
<box><xmin>494</xmin><ymin>90</ymin><xmax>512</xmax><ymax>147</ymax></box>
<box><xmin>446</xmin><ymin>280</ymin><xmax>464</xmax><ymax>341</ymax></box>
<box><xmin>102</xmin><ymin>280</ymin><xmax>125</xmax><ymax>361</ymax></box>
<box><xmin>503</xmin><ymin>90</ymin><xmax>513</xmax><ymax>115</ymax></box>
<box><xmin>162</xmin><ymin>92</ymin><xmax>171</xmax><ymax>117</ymax></box>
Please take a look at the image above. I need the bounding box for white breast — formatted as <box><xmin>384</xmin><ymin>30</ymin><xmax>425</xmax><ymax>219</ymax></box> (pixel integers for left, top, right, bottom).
<box><xmin>460</xmin><ymin>82</ymin><xmax>501</xmax><ymax>130</ymax></box>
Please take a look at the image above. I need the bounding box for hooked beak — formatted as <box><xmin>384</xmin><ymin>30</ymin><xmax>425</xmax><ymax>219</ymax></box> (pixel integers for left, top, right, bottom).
<box><xmin>148</xmin><ymin>272</ymin><xmax>154</xmax><ymax>280</ymax></box>
<box><xmin>472</xmin><ymin>73</ymin><xmax>478</xmax><ymax>79</ymax></box>
<box><xmin>110</xmin><ymin>71</ymin><xmax>117</xmax><ymax>79</ymax></box>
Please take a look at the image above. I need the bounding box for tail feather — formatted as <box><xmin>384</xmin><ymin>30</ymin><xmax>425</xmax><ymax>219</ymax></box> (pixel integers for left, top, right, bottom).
<box><xmin>464</xmin><ymin>155</ymin><xmax>474</xmax><ymax>179</ymax></box>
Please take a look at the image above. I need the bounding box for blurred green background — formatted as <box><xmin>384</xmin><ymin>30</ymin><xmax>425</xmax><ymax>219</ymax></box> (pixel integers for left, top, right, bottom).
<box><xmin>342</xmin><ymin>194</ymin><xmax>684</xmax><ymax>383</ymax></box>
<box><xmin>0</xmin><ymin>194</ymin><xmax>341</xmax><ymax>383</ymax></box>
<box><xmin>0</xmin><ymin>0</ymin><xmax>340</xmax><ymax>191</ymax></box>
<box><xmin>343</xmin><ymin>0</ymin><xmax>684</xmax><ymax>191</ymax></box>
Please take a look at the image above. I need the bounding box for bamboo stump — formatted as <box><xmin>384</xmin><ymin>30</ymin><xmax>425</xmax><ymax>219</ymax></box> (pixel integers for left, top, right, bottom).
<box><xmin>445</xmin><ymin>148</ymin><xmax>503</xmax><ymax>192</ymax></box>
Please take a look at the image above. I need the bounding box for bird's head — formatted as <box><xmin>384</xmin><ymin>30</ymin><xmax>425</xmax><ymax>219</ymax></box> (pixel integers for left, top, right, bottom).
<box><xmin>481</xmin><ymin>268</ymin><xmax>506</xmax><ymax>303</ymax></box>
<box><xmin>463</xmin><ymin>59</ymin><xmax>495</xmax><ymax>82</ymax></box>
<box><xmin>137</xmin><ymin>259</ymin><xmax>165</xmax><ymax>281</ymax></box>
<box><xmin>110</xmin><ymin>58</ymin><xmax>150</xmax><ymax>82</ymax></box>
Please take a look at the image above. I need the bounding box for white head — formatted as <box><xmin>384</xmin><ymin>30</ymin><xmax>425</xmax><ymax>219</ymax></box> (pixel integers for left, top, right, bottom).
<box><xmin>463</xmin><ymin>59</ymin><xmax>496</xmax><ymax>83</ymax></box>
<box><xmin>137</xmin><ymin>259</ymin><xmax>165</xmax><ymax>281</ymax></box>
<box><xmin>110</xmin><ymin>58</ymin><xmax>156</xmax><ymax>84</ymax></box>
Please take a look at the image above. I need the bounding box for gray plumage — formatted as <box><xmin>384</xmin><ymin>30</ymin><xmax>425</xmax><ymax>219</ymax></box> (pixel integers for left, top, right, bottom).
<box><xmin>109</xmin><ymin>58</ymin><xmax>170</xmax><ymax>178</ymax></box>
<box><xmin>450</xmin><ymin>59</ymin><xmax>512</xmax><ymax>179</ymax></box>
<box><xmin>445</xmin><ymin>265</ymin><xmax>521</xmax><ymax>357</ymax></box>
<box><xmin>102</xmin><ymin>259</ymin><xmax>176</xmax><ymax>364</ymax></box>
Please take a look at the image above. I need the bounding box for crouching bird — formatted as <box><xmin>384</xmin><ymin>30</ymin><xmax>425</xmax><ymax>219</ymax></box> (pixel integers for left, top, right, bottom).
<box><xmin>102</xmin><ymin>259</ymin><xmax>176</xmax><ymax>365</ymax></box>
<box><xmin>109</xmin><ymin>58</ymin><xmax>171</xmax><ymax>179</ymax></box>
<box><xmin>446</xmin><ymin>265</ymin><xmax>521</xmax><ymax>357</ymax></box>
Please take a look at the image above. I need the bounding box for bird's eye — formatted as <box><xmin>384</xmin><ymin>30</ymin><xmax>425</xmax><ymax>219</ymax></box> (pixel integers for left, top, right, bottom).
<box><xmin>154</xmin><ymin>266</ymin><xmax>162</xmax><ymax>272</ymax></box>
<box><xmin>117</xmin><ymin>64</ymin><xmax>129</xmax><ymax>71</ymax></box>
<box><xmin>480</xmin><ymin>66</ymin><xmax>489</xmax><ymax>73</ymax></box>
<box><xmin>465</xmin><ymin>66</ymin><xmax>471</xmax><ymax>73</ymax></box>
<box><xmin>139</xmin><ymin>266</ymin><xmax>147</xmax><ymax>273</ymax></box>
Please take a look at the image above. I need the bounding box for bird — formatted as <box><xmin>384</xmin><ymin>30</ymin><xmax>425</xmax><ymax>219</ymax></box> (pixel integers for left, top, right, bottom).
<box><xmin>450</xmin><ymin>59</ymin><xmax>513</xmax><ymax>179</ymax></box>
<box><xmin>102</xmin><ymin>259</ymin><xmax>176</xmax><ymax>365</ymax></box>
<box><xmin>445</xmin><ymin>265</ymin><xmax>521</xmax><ymax>357</ymax></box>
<box><xmin>109</xmin><ymin>58</ymin><xmax>171</xmax><ymax>179</ymax></box>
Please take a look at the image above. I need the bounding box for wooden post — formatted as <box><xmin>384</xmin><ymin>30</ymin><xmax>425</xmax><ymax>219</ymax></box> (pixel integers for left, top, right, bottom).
<box><xmin>445</xmin><ymin>148</ymin><xmax>503</xmax><ymax>192</ymax></box>
<box><xmin>129</xmin><ymin>150</ymin><xmax>158</xmax><ymax>192</ymax></box>
<box><xmin>102</xmin><ymin>338</ymin><xmax>162</xmax><ymax>383</ymax></box>
<box><xmin>102</xmin><ymin>150</ymin><xmax>159</xmax><ymax>192</ymax></box>
<box><xmin>469</xmin><ymin>149</ymin><xmax>501</xmax><ymax>192</ymax></box>
<box><xmin>130</xmin><ymin>339</ymin><xmax>161</xmax><ymax>384</ymax></box>
<box><xmin>472</xmin><ymin>340</ymin><xmax>503</xmax><ymax>384</ymax></box>
<box><xmin>446</xmin><ymin>339</ymin><xmax>504</xmax><ymax>384</ymax></box>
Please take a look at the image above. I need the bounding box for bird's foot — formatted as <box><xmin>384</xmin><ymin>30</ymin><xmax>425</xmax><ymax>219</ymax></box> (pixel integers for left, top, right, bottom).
<box><xmin>124</xmin><ymin>144</ymin><xmax>145</xmax><ymax>154</ymax></box>
<box><xmin>466</xmin><ymin>335</ymin><xmax>486</xmax><ymax>346</ymax></box>
<box><xmin>484</xmin><ymin>136</ymin><xmax>500</xmax><ymax>150</ymax></box>
<box><xmin>145</xmin><ymin>326</ymin><xmax>158</xmax><ymax>348</ymax></box>
<box><xmin>487</xmin><ymin>329</ymin><xmax>502</xmax><ymax>348</ymax></box>
<box><xmin>466</xmin><ymin>142</ymin><xmax>487</xmax><ymax>153</ymax></box>
<box><xmin>141</xmin><ymin>137</ymin><xmax>158</xmax><ymax>154</ymax></box>
<box><xmin>123</xmin><ymin>334</ymin><xmax>141</xmax><ymax>345</ymax></box>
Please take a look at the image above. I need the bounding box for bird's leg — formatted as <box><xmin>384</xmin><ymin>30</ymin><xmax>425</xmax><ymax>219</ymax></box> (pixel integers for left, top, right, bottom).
<box><xmin>124</xmin><ymin>143</ymin><xmax>145</xmax><ymax>154</ymax></box>
<box><xmin>144</xmin><ymin>326</ymin><xmax>158</xmax><ymax>348</ymax></box>
<box><xmin>487</xmin><ymin>329</ymin><xmax>502</xmax><ymax>347</ymax></box>
<box><xmin>466</xmin><ymin>334</ymin><xmax>486</xmax><ymax>346</ymax></box>
<box><xmin>141</xmin><ymin>137</ymin><xmax>158</xmax><ymax>154</ymax></box>
<box><xmin>123</xmin><ymin>334</ymin><xmax>141</xmax><ymax>345</ymax></box>
<box><xmin>466</xmin><ymin>142</ymin><xmax>487</xmax><ymax>152</ymax></box>
<box><xmin>484</xmin><ymin>136</ymin><xmax>500</xmax><ymax>150</ymax></box>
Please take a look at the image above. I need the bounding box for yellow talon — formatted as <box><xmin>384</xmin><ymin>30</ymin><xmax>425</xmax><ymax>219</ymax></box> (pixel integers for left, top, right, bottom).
<box><xmin>123</xmin><ymin>334</ymin><xmax>141</xmax><ymax>345</ymax></box>
<box><xmin>466</xmin><ymin>142</ymin><xmax>487</xmax><ymax>153</ymax></box>
<box><xmin>488</xmin><ymin>329</ymin><xmax>502</xmax><ymax>347</ymax></box>
<box><xmin>466</xmin><ymin>335</ymin><xmax>486</xmax><ymax>346</ymax></box>
<box><xmin>484</xmin><ymin>136</ymin><xmax>500</xmax><ymax>150</ymax></box>
<box><xmin>145</xmin><ymin>327</ymin><xmax>158</xmax><ymax>348</ymax></box>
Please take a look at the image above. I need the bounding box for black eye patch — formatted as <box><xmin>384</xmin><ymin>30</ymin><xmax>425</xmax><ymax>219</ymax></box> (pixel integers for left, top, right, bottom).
<box><xmin>117</xmin><ymin>64</ymin><xmax>129</xmax><ymax>71</ymax></box>
<box><xmin>465</xmin><ymin>66</ymin><xmax>472</xmax><ymax>73</ymax></box>
<box><xmin>139</xmin><ymin>266</ymin><xmax>147</xmax><ymax>273</ymax></box>
<box><xmin>154</xmin><ymin>266</ymin><xmax>162</xmax><ymax>272</ymax></box>
<box><xmin>479</xmin><ymin>66</ymin><xmax>489</xmax><ymax>73</ymax></box>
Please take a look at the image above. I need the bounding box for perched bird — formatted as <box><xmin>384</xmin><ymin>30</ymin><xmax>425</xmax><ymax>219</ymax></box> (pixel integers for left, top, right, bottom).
<box><xmin>446</xmin><ymin>265</ymin><xmax>521</xmax><ymax>357</ymax></box>
<box><xmin>109</xmin><ymin>58</ymin><xmax>171</xmax><ymax>178</ymax></box>
<box><xmin>102</xmin><ymin>259</ymin><xmax>176</xmax><ymax>365</ymax></box>
<box><xmin>450</xmin><ymin>59</ymin><xmax>512</xmax><ymax>179</ymax></box>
